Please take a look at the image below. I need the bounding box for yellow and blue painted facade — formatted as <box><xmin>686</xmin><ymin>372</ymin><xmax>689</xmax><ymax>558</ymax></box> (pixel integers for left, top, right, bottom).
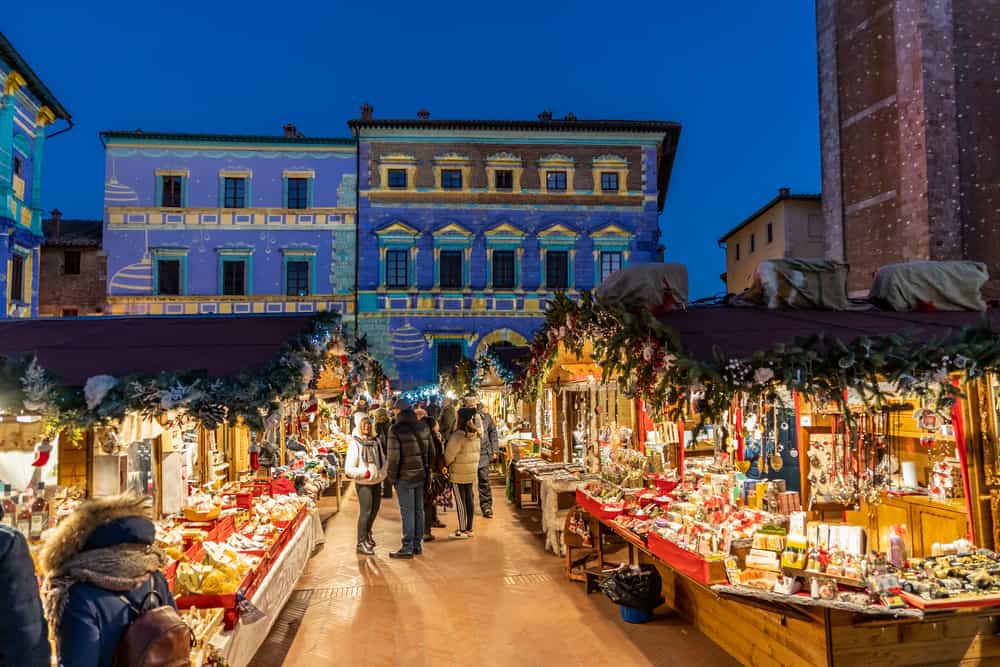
<box><xmin>100</xmin><ymin>131</ymin><xmax>357</xmax><ymax>317</ymax></box>
<box><xmin>0</xmin><ymin>34</ymin><xmax>72</xmax><ymax>318</ymax></box>
<box><xmin>100</xmin><ymin>114</ymin><xmax>680</xmax><ymax>389</ymax></box>
<box><xmin>349</xmin><ymin>117</ymin><xmax>680</xmax><ymax>388</ymax></box>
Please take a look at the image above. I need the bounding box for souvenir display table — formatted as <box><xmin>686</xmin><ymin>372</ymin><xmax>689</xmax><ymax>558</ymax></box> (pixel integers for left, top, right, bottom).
<box><xmin>210</xmin><ymin>508</ymin><xmax>321</xmax><ymax>666</ymax></box>
<box><xmin>573</xmin><ymin>495</ymin><xmax>1000</xmax><ymax>666</ymax></box>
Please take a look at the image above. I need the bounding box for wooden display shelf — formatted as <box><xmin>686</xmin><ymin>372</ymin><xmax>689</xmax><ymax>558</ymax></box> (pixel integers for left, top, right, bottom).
<box><xmin>899</xmin><ymin>590</ymin><xmax>1000</xmax><ymax>611</ymax></box>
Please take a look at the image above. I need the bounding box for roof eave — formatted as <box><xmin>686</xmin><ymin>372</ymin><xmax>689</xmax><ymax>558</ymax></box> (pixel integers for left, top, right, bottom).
<box><xmin>717</xmin><ymin>193</ymin><xmax>822</xmax><ymax>245</ymax></box>
<box><xmin>0</xmin><ymin>33</ymin><xmax>71</xmax><ymax>121</ymax></box>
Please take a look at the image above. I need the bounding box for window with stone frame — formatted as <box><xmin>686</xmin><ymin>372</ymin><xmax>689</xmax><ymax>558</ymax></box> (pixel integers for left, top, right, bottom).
<box><xmin>222</xmin><ymin>260</ymin><xmax>246</xmax><ymax>295</ymax></box>
<box><xmin>492</xmin><ymin>250</ymin><xmax>516</xmax><ymax>288</ymax></box>
<box><xmin>546</xmin><ymin>171</ymin><xmax>567</xmax><ymax>191</ymax></box>
<box><xmin>386</xmin><ymin>249</ymin><xmax>409</xmax><ymax>288</ymax></box>
<box><xmin>387</xmin><ymin>169</ymin><xmax>408</xmax><ymax>189</ymax></box>
<box><xmin>161</xmin><ymin>175</ymin><xmax>183</xmax><ymax>208</ymax></box>
<box><xmin>63</xmin><ymin>250</ymin><xmax>81</xmax><ymax>276</ymax></box>
<box><xmin>494</xmin><ymin>170</ymin><xmax>514</xmax><ymax>190</ymax></box>
<box><xmin>600</xmin><ymin>172</ymin><xmax>619</xmax><ymax>192</ymax></box>
<box><xmin>599</xmin><ymin>251</ymin><xmax>622</xmax><ymax>282</ymax></box>
<box><xmin>286</xmin><ymin>178</ymin><xmax>309</xmax><ymax>209</ymax></box>
<box><xmin>286</xmin><ymin>260</ymin><xmax>310</xmax><ymax>296</ymax></box>
<box><xmin>156</xmin><ymin>259</ymin><xmax>181</xmax><ymax>295</ymax></box>
<box><xmin>223</xmin><ymin>177</ymin><xmax>247</xmax><ymax>208</ymax></box>
<box><xmin>9</xmin><ymin>254</ymin><xmax>25</xmax><ymax>302</ymax></box>
<box><xmin>441</xmin><ymin>170</ymin><xmax>463</xmax><ymax>190</ymax></box>
<box><xmin>546</xmin><ymin>250</ymin><xmax>569</xmax><ymax>290</ymax></box>
<box><xmin>439</xmin><ymin>250</ymin><xmax>463</xmax><ymax>289</ymax></box>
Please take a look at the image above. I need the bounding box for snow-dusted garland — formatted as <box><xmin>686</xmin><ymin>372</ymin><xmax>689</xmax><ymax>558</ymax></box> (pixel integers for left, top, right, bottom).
<box><xmin>6</xmin><ymin>312</ymin><xmax>386</xmax><ymax>435</ymax></box>
<box><xmin>512</xmin><ymin>292</ymin><xmax>1000</xmax><ymax>429</ymax></box>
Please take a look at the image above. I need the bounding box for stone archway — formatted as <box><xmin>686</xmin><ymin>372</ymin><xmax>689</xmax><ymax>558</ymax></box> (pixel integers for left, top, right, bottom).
<box><xmin>475</xmin><ymin>328</ymin><xmax>529</xmax><ymax>358</ymax></box>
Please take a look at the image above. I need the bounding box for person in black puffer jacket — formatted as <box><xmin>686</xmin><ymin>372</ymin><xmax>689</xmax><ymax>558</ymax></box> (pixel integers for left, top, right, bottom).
<box><xmin>0</xmin><ymin>505</ymin><xmax>50</xmax><ymax>667</ymax></box>
<box><xmin>387</xmin><ymin>399</ymin><xmax>432</xmax><ymax>559</ymax></box>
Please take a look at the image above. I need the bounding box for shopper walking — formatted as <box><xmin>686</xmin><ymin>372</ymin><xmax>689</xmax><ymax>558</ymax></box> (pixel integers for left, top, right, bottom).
<box><xmin>439</xmin><ymin>397</ymin><xmax>457</xmax><ymax>441</ymax></box>
<box><xmin>345</xmin><ymin>413</ymin><xmax>388</xmax><ymax>555</ymax></box>
<box><xmin>386</xmin><ymin>398</ymin><xmax>432</xmax><ymax>559</ymax></box>
<box><xmin>421</xmin><ymin>415</ymin><xmax>448</xmax><ymax>541</ymax></box>
<box><xmin>373</xmin><ymin>407</ymin><xmax>394</xmax><ymax>499</ymax></box>
<box><xmin>444</xmin><ymin>407</ymin><xmax>482</xmax><ymax>538</ymax></box>
<box><xmin>39</xmin><ymin>492</ymin><xmax>184</xmax><ymax>667</ymax></box>
<box><xmin>477</xmin><ymin>402</ymin><xmax>500</xmax><ymax>518</ymax></box>
<box><xmin>0</xmin><ymin>505</ymin><xmax>50</xmax><ymax>666</ymax></box>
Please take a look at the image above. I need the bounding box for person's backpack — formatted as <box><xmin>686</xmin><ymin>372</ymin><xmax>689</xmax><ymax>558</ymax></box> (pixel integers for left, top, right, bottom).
<box><xmin>114</xmin><ymin>577</ymin><xmax>192</xmax><ymax>667</ymax></box>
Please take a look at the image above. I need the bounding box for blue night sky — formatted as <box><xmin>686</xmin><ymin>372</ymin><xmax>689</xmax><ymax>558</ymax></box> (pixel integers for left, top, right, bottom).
<box><xmin>6</xmin><ymin>0</ymin><xmax>820</xmax><ymax>299</ymax></box>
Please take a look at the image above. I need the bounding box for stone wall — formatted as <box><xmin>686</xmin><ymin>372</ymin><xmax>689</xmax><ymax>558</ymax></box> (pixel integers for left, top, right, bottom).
<box><xmin>38</xmin><ymin>247</ymin><xmax>106</xmax><ymax>316</ymax></box>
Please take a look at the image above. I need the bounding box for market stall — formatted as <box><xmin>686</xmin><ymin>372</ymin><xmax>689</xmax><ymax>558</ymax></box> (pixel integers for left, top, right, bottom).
<box><xmin>509</xmin><ymin>275</ymin><xmax>1000</xmax><ymax>666</ymax></box>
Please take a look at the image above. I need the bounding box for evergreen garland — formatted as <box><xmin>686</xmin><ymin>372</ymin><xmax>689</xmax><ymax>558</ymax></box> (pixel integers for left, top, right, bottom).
<box><xmin>1</xmin><ymin>312</ymin><xmax>386</xmax><ymax>435</ymax></box>
<box><xmin>511</xmin><ymin>292</ymin><xmax>1000</xmax><ymax>430</ymax></box>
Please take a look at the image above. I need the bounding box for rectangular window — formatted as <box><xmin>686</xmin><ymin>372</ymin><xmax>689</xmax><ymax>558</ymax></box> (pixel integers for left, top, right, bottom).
<box><xmin>441</xmin><ymin>169</ymin><xmax>463</xmax><ymax>189</ymax></box>
<box><xmin>546</xmin><ymin>171</ymin><xmax>567</xmax><ymax>191</ymax></box>
<box><xmin>767</xmin><ymin>222</ymin><xmax>773</xmax><ymax>244</ymax></box>
<box><xmin>9</xmin><ymin>254</ymin><xmax>24</xmax><ymax>303</ymax></box>
<box><xmin>750</xmin><ymin>233</ymin><xmax>756</xmax><ymax>253</ymax></box>
<box><xmin>492</xmin><ymin>250</ymin><xmax>516</xmax><ymax>288</ymax></box>
<box><xmin>386</xmin><ymin>249</ymin><xmax>409</xmax><ymax>288</ymax></box>
<box><xmin>600</xmin><ymin>172</ymin><xmax>619</xmax><ymax>192</ymax></box>
<box><xmin>387</xmin><ymin>169</ymin><xmax>408</xmax><ymax>189</ymax></box>
<box><xmin>222</xmin><ymin>260</ymin><xmax>246</xmax><ymax>296</ymax></box>
<box><xmin>735</xmin><ymin>243</ymin><xmax>740</xmax><ymax>261</ymax></box>
<box><xmin>436</xmin><ymin>341</ymin><xmax>465</xmax><ymax>376</ymax></box>
<box><xmin>63</xmin><ymin>250</ymin><xmax>81</xmax><ymax>276</ymax></box>
<box><xmin>546</xmin><ymin>250</ymin><xmax>569</xmax><ymax>290</ymax></box>
<box><xmin>599</xmin><ymin>251</ymin><xmax>622</xmax><ymax>282</ymax></box>
<box><xmin>223</xmin><ymin>177</ymin><xmax>247</xmax><ymax>208</ymax></box>
<box><xmin>61</xmin><ymin>308</ymin><xmax>78</xmax><ymax>317</ymax></box>
<box><xmin>439</xmin><ymin>250</ymin><xmax>463</xmax><ymax>289</ymax></box>
<box><xmin>494</xmin><ymin>170</ymin><xmax>513</xmax><ymax>190</ymax></box>
<box><xmin>13</xmin><ymin>155</ymin><xmax>22</xmax><ymax>177</ymax></box>
<box><xmin>161</xmin><ymin>175</ymin><xmax>183</xmax><ymax>208</ymax></box>
<box><xmin>286</xmin><ymin>260</ymin><xmax>310</xmax><ymax>296</ymax></box>
<box><xmin>156</xmin><ymin>259</ymin><xmax>181</xmax><ymax>295</ymax></box>
<box><xmin>286</xmin><ymin>178</ymin><xmax>309</xmax><ymax>209</ymax></box>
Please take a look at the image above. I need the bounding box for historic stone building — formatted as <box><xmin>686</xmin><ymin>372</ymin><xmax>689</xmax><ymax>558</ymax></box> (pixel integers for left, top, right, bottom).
<box><xmin>38</xmin><ymin>210</ymin><xmax>105</xmax><ymax>317</ymax></box>
<box><xmin>98</xmin><ymin>111</ymin><xmax>681</xmax><ymax>388</ymax></box>
<box><xmin>0</xmin><ymin>33</ymin><xmax>72</xmax><ymax>317</ymax></box>
<box><xmin>349</xmin><ymin>109</ymin><xmax>679</xmax><ymax>387</ymax></box>
<box><xmin>817</xmin><ymin>0</ymin><xmax>1000</xmax><ymax>294</ymax></box>
<box><xmin>100</xmin><ymin>126</ymin><xmax>357</xmax><ymax>316</ymax></box>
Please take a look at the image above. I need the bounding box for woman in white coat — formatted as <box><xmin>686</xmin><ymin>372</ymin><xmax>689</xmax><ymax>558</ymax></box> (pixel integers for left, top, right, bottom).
<box><xmin>444</xmin><ymin>407</ymin><xmax>481</xmax><ymax>538</ymax></box>
<box><xmin>345</xmin><ymin>413</ymin><xmax>387</xmax><ymax>555</ymax></box>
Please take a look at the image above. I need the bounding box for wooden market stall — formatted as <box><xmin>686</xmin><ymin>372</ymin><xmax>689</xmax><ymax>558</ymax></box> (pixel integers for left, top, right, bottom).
<box><xmin>534</xmin><ymin>301</ymin><xmax>1000</xmax><ymax>666</ymax></box>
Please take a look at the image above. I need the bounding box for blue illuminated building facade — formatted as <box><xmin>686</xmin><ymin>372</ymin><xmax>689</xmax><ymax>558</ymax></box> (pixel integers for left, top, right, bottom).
<box><xmin>349</xmin><ymin>111</ymin><xmax>679</xmax><ymax>387</ymax></box>
<box><xmin>0</xmin><ymin>33</ymin><xmax>72</xmax><ymax>318</ymax></box>
<box><xmin>99</xmin><ymin>109</ymin><xmax>680</xmax><ymax>388</ymax></box>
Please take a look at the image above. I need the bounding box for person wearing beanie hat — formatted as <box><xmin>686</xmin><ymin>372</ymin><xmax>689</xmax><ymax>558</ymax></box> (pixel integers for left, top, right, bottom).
<box><xmin>0</xmin><ymin>504</ymin><xmax>50</xmax><ymax>666</ymax></box>
<box><xmin>39</xmin><ymin>493</ymin><xmax>180</xmax><ymax>667</ymax></box>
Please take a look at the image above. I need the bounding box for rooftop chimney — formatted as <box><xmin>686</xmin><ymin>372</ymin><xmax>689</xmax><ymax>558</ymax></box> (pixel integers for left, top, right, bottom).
<box><xmin>564</xmin><ymin>112</ymin><xmax>577</xmax><ymax>121</ymax></box>
<box><xmin>417</xmin><ymin>108</ymin><xmax>430</xmax><ymax>120</ymax></box>
<box><xmin>50</xmin><ymin>208</ymin><xmax>62</xmax><ymax>239</ymax></box>
<box><xmin>538</xmin><ymin>109</ymin><xmax>553</xmax><ymax>121</ymax></box>
<box><xmin>360</xmin><ymin>103</ymin><xmax>374</xmax><ymax>120</ymax></box>
<box><xmin>283</xmin><ymin>123</ymin><xmax>301</xmax><ymax>138</ymax></box>
<box><xmin>779</xmin><ymin>187</ymin><xmax>790</xmax><ymax>197</ymax></box>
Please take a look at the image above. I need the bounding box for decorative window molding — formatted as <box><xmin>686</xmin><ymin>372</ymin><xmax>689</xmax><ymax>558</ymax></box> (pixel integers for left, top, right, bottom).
<box><xmin>484</xmin><ymin>223</ymin><xmax>526</xmax><ymax>291</ymax></box>
<box><xmin>538</xmin><ymin>154</ymin><xmax>576</xmax><ymax>194</ymax></box>
<box><xmin>218</xmin><ymin>169</ymin><xmax>252</xmax><ymax>178</ymax></box>
<box><xmin>281</xmin><ymin>248</ymin><xmax>317</xmax><ymax>296</ymax></box>
<box><xmin>375</xmin><ymin>221</ymin><xmax>419</xmax><ymax>290</ymax></box>
<box><xmin>432</xmin><ymin>153</ymin><xmax>471</xmax><ymax>192</ymax></box>
<box><xmin>485</xmin><ymin>152</ymin><xmax>524</xmax><ymax>194</ymax></box>
<box><xmin>431</xmin><ymin>222</ymin><xmax>473</xmax><ymax>290</ymax></box>
<box><xmin>156</xmin><ymin>170</ymin><xmax>188</xmax><ymax>208</ymax></box>
<box><xmin>282</xmin><ymin>169</ymin><xmax>315</xmax><ymax>179</ymax></box>
<box><xmin>378</xmin><ymin>154</ymin><xmax>419</xmax><ymax>192</ymax></box>
<box><xmin>216</xmin><ymin>247</ymin><xmax>254</xmax><ymax>296</ymax></box>
<box><xmin>591</xmin><ymin>154</ymin><xmax>629</xmax><ymax>195</ymax></box>
<box><xmin>151</xmin><ymin>247</ymin><xmax>188</xmax><ymax>296</ymax></box>
<box><xmin>537</xmin><ymin>224</ymin><xmax>579</xmax><ymax>290</ymax></box>
<box><xmin>589</xmin><ymin>223</ymin><xmax>633</xmax><ymax>282</ymax></box>
<box><xmin>283</xmin><ymin>174</ymin><xmax>313</xmax><ymax>209</ymax></box>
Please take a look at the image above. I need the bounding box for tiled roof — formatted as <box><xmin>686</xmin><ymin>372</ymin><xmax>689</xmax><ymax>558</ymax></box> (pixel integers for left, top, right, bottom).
<box><xmin>42</xmin><ymin>218</ymin><xmax>102</xmax><ymax>247</ymax></box>
<box><xmin>99</xmin><ymin>130</ymin><xmax>354</xmax><ymax>145</ymax></box>
<box><xmin>717</xmin><ymin>190</ymin><xmax>822</xmax><ymax>244</ymax></box>
<box><xmin>0</xmin><ymin>33</ymin><xmax>71</xmax><ymax>121</ymax></box>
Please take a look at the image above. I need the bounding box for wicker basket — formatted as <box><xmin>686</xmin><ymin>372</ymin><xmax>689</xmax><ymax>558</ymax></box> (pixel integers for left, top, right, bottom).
<box><xmin>183</xmin><ymin>506</ymin><xmax>221</xmax><ymax>522</ymax></box>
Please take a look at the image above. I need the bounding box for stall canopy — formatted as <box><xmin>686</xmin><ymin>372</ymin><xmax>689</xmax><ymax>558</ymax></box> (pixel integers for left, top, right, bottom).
<box><xmin>657</xmin><ymin>307</ymin><xmax>1000</xmax><ymax>363</ymax></box>
<box><xmin>0</xmin><ymin>314</ymin><xmax>317</xmax><ymax>385</ymax></box>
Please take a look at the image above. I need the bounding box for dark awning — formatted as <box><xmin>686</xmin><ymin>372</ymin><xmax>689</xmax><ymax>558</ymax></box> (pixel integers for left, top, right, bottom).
<box><xmin>656</xmin><ymin>307</ymin><xmax>1000</xmax><ymax>362</ymax></box>
<box><xmin>0</xmin><ymin>314</ymin><xmax>317</xmax><ymax>385</ymax></box>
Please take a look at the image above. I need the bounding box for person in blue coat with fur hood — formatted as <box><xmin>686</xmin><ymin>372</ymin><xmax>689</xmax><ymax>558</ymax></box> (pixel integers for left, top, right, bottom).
<box><xmin>39</xmin><ymin>492</ymin><xmax>176</xmax><ymax>667</ymax></box>
<box><xmin>0</xmin><ymin>503</ymin><xmax>50</xmax><ymax>666</ymax></box>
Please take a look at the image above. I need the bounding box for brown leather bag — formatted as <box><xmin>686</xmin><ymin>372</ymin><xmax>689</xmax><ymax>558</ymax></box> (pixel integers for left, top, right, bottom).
<box><xmin>113</xmin><ymin>578</ymin><xmax>192</xmax><ymax>667</ymax></box>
